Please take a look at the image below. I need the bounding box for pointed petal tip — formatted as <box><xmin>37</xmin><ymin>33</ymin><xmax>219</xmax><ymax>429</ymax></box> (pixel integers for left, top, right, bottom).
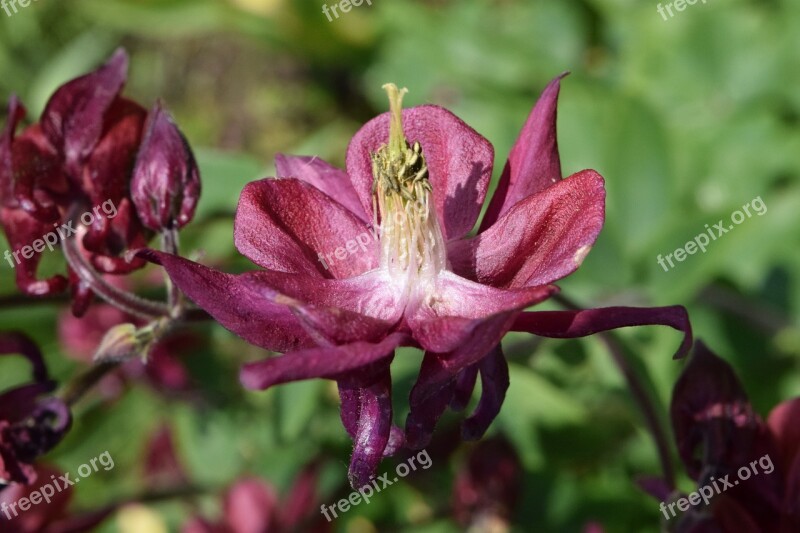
<box><xmin>108</xmin><ymin>47</ymin><xmax>130</xmax><ymax>71</ymax></box>
<box><xmin>239</xmin><ymin>361</ymin><xmax>271</xmax><ymax>391</ymax></box>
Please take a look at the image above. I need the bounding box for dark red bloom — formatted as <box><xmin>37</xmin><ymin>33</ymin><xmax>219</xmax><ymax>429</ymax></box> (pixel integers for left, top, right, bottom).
<box><xmin>144</xmin><ymin>77</ymin><xmax>691</xmax><ymax>487</ymax></box>
<box><xmin>0</xmin><ymin>333</ymin><xmax>71</xmax><ymax>488</ymax></box>
<box><xmin>663</xmin><ymin>342</ymin><xmax>798</xmax><ymax>532</ymax></box>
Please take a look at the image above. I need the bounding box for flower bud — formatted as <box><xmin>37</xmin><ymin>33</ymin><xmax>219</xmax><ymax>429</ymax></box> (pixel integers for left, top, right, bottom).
<box><xmin>131</xmin><ymin>103</ymin><xmax>200</xmax><ymax>231</ymax></box>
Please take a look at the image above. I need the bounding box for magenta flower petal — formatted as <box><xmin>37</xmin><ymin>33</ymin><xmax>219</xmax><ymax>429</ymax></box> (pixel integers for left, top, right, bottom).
<box><xmin>237</xmin><ymin>270</ymin><xmax>400</xmax><ymax>344</ymax></box>
<box><xmin>462</xmin><ymin>344</ymin><xmax>509</xmax><ymax>441</ymax></box>
<box><xmin>235</xmin><ymin>178</ymin><xmax>379</xmax><ymax>279</ymax></box>
<box><xmin>275</xmin><ymin>154</ymin><xmax>368</xmax><ymax>222</ymax></box>
<box><xmin>144</xmin><ymin>250</ymin><xmax>400</xmax><ymax>347</ymax></box>
<box><xmin>512</xmin><ymin>305</ymin><xmax>693</xmax><ymax>359</ymax></box>
<box><xmin>240</xmin><ymin>333</ymin><xmax>406</xmax><ymax>391</ymax></box>
<box><xmin>480</xmin><ymin>74</ymin><xmax>566</xmax><ymax>230</ymax></box>
<box><xmin>41</xmin><ymin>48</ymin><xmax>129</xmax><ymax>179</ymax></box>
<box><xmin>409</xmin><ymin>271</ymin><xmax>557</xmax><ymax>353</ymax></box>
<box><xmin>140</xmin><ymin>250</ymin><xmax>313</xmax><ymax>352</ymax></box>
<box><xmin>0</xmin><ymin>466</ymin><xmax>70</xmax><ymax>530</ymax></box>
<box><xmin>450</xmin><ymin>169</ymin><xmax>605</xmax><ymax>288</ymax></box>
<box><xmin>346</xmin><ymin>105</ymin><xmax>494</xmax><ymax>240</ymax></box>
<box><xmin>406</xmin><ymin>318</ymin><xmax>517</xmax><ymax>449</ymax></box>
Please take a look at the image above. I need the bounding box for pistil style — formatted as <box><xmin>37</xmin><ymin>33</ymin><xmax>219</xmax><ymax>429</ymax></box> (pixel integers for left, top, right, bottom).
<box><xmin>371</xmin><ymin>84</ymin><xmax>446</xmax><ymax>281</ymax></box>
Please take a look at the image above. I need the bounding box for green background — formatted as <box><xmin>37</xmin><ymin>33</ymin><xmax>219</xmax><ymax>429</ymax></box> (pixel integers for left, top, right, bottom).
<box><xmin>1</xmin><ymin>0</ymin><xmax>799</xmax><ymax>531</ymax></box>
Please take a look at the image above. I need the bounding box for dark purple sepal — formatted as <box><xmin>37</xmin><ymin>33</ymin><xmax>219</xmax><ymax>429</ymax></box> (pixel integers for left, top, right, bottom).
<box><xmin>512</xmin><ymin>305</ymin><xmax>693</xmax><ymax>359</ymax></box>
<box><xmin>405</xmin><ymin>352</ymin><xmax>457</xmax><ymax>450</ymax></box>
<box><xmin>41</xmin><ymin>49</ymin><xmax>129</xmax><ymax>179</ymax></box>
<box><xmin>480</xmin><ymin>73</ymin><xmax>567</xmax><ymax>230</ymax></box>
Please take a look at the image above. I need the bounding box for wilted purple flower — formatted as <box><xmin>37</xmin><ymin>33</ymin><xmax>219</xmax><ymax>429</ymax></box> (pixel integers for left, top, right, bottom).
<box><xmin>131</xmin><ymin>102</ymin><xmax>201</xmax><ymax>232</ymax></box>
<box><xmin>144</xmin><ymin>77</ymin><xmax>691</xmax><ymax>487</ymax></box>
<box><xmin>1</xmin><ymin>49</ymin><xmax>200</xmax><ymax>317</ymax></box>
<box><xmin>656</xmin><ymin>342</ymin><xmax>799</xmax><ymax>532</ymax></box>
<box><xmin>0</xmin><ymin>333</ymin><xmax>71</xmax><ymax>488</ymax></box>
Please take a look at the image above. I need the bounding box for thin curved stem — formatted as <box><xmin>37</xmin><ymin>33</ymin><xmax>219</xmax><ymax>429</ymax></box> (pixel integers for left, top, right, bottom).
<box><xmin>161</xmin><ymin>228</ymin><xmax>184</xmax><ymax>318</ymax></box>
<box><xmin>554</xmin><ymin>293</ymin><xmax>676</xmax><ymax>490</ymax></box>
<box><xmin>60</xmin><ymin>361</ymin><xmax>121</xmax><ymax>407</ymax></box>
<box><xmin>60</xmin><ymin>207</ymin><xmax>169</xmax><ymax>320</ymax></box>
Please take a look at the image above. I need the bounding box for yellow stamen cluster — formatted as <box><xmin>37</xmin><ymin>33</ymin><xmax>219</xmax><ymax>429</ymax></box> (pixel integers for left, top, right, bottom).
<box><xmin>371</xmin><ymin>84</ymin><xmax>445</xmax><ymax>278</ymax></box>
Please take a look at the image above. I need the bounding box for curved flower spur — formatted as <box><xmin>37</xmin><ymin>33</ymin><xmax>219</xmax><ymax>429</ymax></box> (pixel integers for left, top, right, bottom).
<box><xmin>142</xmin><ymin>77</ymin><xmax>692</xmax><ymax>488</ymax></box>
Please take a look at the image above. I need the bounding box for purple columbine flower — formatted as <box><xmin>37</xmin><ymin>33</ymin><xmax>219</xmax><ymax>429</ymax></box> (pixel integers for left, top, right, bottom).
<box><xmin>0</xmin><ymin>333</ymin><xmax>71</xmax><ymax>488</ymax></box>
<box><xmin>144</xmin><ymin>77</ymin><xmax>691</xmax><ymax>487</ymax></box>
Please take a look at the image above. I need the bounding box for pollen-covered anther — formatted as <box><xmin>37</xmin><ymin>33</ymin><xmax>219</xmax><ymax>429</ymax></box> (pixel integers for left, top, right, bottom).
<box><xmin>371</xmin><ymin>84</ymin><xmax>445</xmax><ymax>279</ymax></box>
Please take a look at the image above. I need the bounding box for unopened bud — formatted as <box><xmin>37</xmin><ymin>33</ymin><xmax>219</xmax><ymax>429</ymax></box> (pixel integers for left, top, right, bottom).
<box><xmin>131</xmin><ymin>103</ymin><xmax>201</xmax><ymax>231</ymax></box>
<box><xmin>94</xmin><ymin>319</ymin><xmax>168</xmax><ymax>363</ymax></box>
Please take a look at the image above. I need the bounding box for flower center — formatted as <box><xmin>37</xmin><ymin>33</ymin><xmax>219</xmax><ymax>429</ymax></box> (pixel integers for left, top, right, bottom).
<box><xmin>371</xmin><ymin>84</ymin><xmax>446</xmax><ymax>283</ymax></box>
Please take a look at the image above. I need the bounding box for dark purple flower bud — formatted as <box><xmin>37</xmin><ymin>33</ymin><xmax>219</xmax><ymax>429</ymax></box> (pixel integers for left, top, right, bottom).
<box><xmin>131</xmin><ymin>103</ymin><xmax>201</xmax><ymax>231</ymax></box>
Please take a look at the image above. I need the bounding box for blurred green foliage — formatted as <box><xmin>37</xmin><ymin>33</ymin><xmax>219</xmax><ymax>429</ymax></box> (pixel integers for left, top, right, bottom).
<box><xmin>1</xmin><ymin>0</ymin><xmax>799</xmax><ymax>531</ymax></box>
